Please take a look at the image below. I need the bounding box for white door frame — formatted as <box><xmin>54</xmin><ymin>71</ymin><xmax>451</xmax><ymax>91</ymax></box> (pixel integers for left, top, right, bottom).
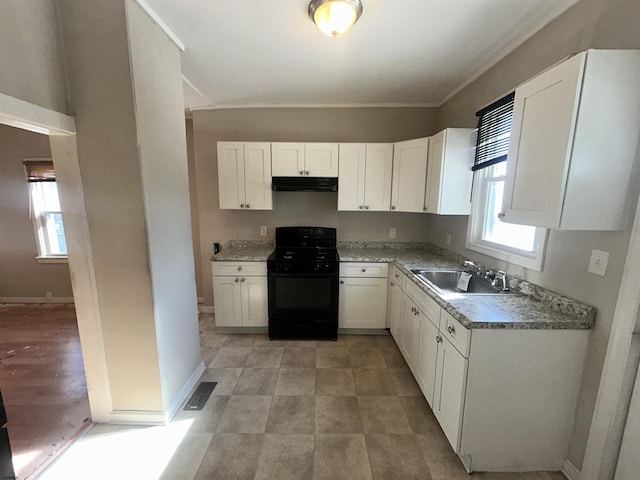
<box><xmin>581</xmin><ymin>182</ymin><xmax>640</xmax><ymax>479</ymax></box>
<box><xmin>0</xmin><ymin>93</ymin><xmax>113</xmax><ymax>422</ymax></box>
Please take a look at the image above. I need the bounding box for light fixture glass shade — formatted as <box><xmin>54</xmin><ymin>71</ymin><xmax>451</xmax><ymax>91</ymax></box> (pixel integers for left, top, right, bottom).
<box><xmin>309</xmin><ymin>0</ymin><xmax>363</xmax><ymax>38</ymax></box>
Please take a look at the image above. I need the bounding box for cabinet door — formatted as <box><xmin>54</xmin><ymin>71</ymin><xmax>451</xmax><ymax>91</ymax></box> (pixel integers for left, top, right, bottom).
<box><xmin>339</xmin><ymin>277</ymin><xmax>388</xmax><ymax>329</ymax></box>
<box><xmin>272</xmin><ymin>142</ymin><xmax>305</xmax><ymax>176</ymax></box>
<box><xmin>338</xmin><ymin>143</ymin><xmax>366</xmax><ymax>211</ymax></box>
<box><xmin>217</xmin><ymin>142</ymin><xmax>246</xmax><ymax>209</ymax></box>
<box><xmin>502</xmin><ymin>54</ymin><xmax>585</xmax><ymax>228</ymax></box>
<box><xmin>398</xmin><ymin>294</ymin><xmax>414</xmax><ymax>361</ymax></box>
<box><xmin>391</xmin><ymin>138</ymin><xmax>428</xmax><ymax>212</ymax></box>
<box><xmin>434</xmin><ymin>336</ymin><xmax>469</xmax><ymax>451</ymax></box>
<box><xmin>212</xmin><ymin>276</ymin><xmax>242</xmax><ymax>326</ymax></box>
<box><xmin>243</xmin><ymin>142</ymin><xmax>273</xmax><ymax>210</ymax></box>
<box><xmin>364</xmin><ymin>144</ymin><xmax>393</xmax><ymax>211</ymax></box>
<box><xmin>416</xmin><ymin>315</ymin><xmax>439</xmax><ymax>407</ymax></box>
<box><xmin>241</xmin><ymin>276</ymin><xmax>268</xmax><ymax>327</ymax></box>
<box><xmin>424</xmin><ymin>130</ymin><xmax>445</xmax><ymax>213</ymax></box>
<box><xmin>305</xmin><ymin>143</ymin><xmax>339</xmax><ymax>177</ymax></box>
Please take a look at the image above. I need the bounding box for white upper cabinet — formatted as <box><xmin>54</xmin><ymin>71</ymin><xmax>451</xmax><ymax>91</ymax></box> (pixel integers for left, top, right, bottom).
<box><xmin>391</xmin><ymin>138</ymin><xmax>429</xmax><ymax>213</ymax></box>
<box><xmin>338</xmin><ymin>143</ymin><xmax>393</xmax><ymax>211</ymax></box>
<box><xmin>424</xmin><ymin>129</ymin><xmax>475</xmax><ymax>215</ymax></box>
<box><xmin>272</xmin><ymin>142</ymin><xmax>339</xmax><ymax>177</ymax></box>
<box><xmin>502</xmin><ymin>49</ymin><xmax>640</xmax><ymax>230</ymax></box>
<box><xmin>217</xmin><ymin>142</ymin><xmax>272</xmax><ymax>210</ymax></box>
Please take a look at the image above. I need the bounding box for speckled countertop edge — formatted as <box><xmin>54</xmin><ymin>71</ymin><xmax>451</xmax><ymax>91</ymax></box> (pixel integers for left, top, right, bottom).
<box><xmin>211</xmin><ymin>240</ymin><xmax>596</xmax><ymax>330</ymax></box>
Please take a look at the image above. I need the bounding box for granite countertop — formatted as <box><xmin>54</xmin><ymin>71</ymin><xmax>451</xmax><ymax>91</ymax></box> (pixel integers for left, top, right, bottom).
<box><xmin>211</xmin><ymin>240</ymin><xmax>596</xmax><ymax>331</ymax></box>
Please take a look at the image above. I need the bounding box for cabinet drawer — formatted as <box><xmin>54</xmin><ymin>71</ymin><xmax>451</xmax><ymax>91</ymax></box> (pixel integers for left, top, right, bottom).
<box><xmin>404</xmin><ymin>278</ymin><xmax>440</xmax><ymax>327</ymax></box>
<box><xmin>441</xmin><ymin>310</ymin><xmax>471</xmax><ymax>357</ymax></box>
<box><xmin>340</xmin><ymin>262</ymin><xmax>388</xmax><ymax>278</ymax></box>
<box><xmin>212</xmin><ymin>262</ymin><xmax>267</xmax><ymax>277</ymax></box>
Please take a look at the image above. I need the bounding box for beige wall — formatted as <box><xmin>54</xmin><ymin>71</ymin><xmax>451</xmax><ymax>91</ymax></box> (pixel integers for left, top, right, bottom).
<box><xmin>185</xmin><ymin>119</ymin><xmax>203</xmax><ymax>299</ymax></box>
<box><xmin>0</xmin><ymin>124</ymin><xmax>73</xmax><ymax>298</ymax></box>
<box><xmin>193</xmin><ymin>107</ymin><xmax>438</xmax><ymax>305</ymax></box>
<box><xmin>0</xmin><ymin>0</ymin><xmax>68</xmax><ymax>113</ymax></box>
<box><xmin>433</xmin><ymin>0</ymin><xmax>640</xmax><ymax>469</ymax></box>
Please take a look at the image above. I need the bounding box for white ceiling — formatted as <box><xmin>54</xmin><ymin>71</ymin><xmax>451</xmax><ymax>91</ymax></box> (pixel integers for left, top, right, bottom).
<box><xmin>141</xmin><ymin>0</ymin><xmax>579</xmax><ymax>110</ymax></box>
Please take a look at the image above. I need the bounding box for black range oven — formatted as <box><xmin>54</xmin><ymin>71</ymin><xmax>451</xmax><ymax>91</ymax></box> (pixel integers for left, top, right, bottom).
<box><xmin>267</xmin><ymin>227</ymin><xmax>339</xmax><ymax>340</ymax></box>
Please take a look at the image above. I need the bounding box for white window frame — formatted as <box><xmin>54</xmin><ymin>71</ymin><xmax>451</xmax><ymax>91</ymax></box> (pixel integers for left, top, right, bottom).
<box><xmin>25</xmin><ymin>159</ymin><xmax>68</xmax><ymax>262</ymax></box>
<box><xmin>466</xmin><ymin>164</ymin><xmax>547</xmax><ymax>271</ymax></box>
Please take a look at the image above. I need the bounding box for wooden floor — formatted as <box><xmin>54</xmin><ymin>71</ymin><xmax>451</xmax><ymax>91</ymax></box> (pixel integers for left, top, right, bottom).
<box><xmin>0</xmin><ymin>304</ymin><xmax>90</xmax><ymax>480</ymax></box>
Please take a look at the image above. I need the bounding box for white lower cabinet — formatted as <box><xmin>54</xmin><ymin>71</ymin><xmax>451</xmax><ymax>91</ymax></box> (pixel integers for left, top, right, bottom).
<box><xmin>339</xmin><ymin>263</ymin><xmax>388</xmax><ymax>329</ymax></box>
<box><xmin>392</xmin><ymin>269</ymin><xmax>589</xmax><ymax>473</ymax></box>
<box><xmin>212</xmin><ymin>262</ymin><xmax>268</xmax><ymax>327</ymax></box>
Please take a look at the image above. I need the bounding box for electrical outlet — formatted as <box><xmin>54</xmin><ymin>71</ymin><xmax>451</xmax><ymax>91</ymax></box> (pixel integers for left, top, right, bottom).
<box><xmin>446</xmin><ymin>234</ymin><xmax>452</xmax><ymax>246</ymax></box>
<box><xmin>260</xmin><ymin>226</ymin><xmax>267</xmax><ymax>236</ymax></box>
<box><xmin>588</xmin><ymin>249</ymin><xmax>609</xmax><ymax>276</ymax></box>
<box><xmin>389</xmin><ymin>228</ymin><xmax>397</xmax><ymax>239</ymax></box>
<box><xmin>45</xmin><ymin>291</ymin><xmax>53</xmax><ymax>299</ymax></box>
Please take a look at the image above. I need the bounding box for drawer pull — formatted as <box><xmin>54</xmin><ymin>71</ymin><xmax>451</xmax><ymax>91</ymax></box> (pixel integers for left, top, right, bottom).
<box><xmin>237</xmin><ymin>266</ymin><xmax>243</xmax><ymax>271</ymax></box>
<box><xmin>241</xmin><ymin>277</ymin><xmax>246</xmax><ymax>282</ymax></box>
<box><xmin>299</xmin><ymin>170</ymin><xmax>304</xmax><ymax>175</ymax></box>
<box><xmin>340</xmin><ymin>280</ymin><xmax>345</xmax><ymax>284</ymax></box>
<box><xmin>234</xmin><ymin>278</ymin><xmax>239</xmax><ymax>283</ymax></box>
<box><xmin>240</xmin><ymin>204</ymin><xmax>245</xmax><ymax>208</ymax></box>
<box><xmin>305</xmin><ymin>171</ymin><xmax>310</xmax><ymax>175</ymax></box>
<box><xmin>361</xmin><ymin>268</ymin><xmax>366</xmax><ymax>272</ymax></box>
<box><xmin>447</xmin><ymin>325</ymin><xmax>455</xmax><ymax>334</ymax></box>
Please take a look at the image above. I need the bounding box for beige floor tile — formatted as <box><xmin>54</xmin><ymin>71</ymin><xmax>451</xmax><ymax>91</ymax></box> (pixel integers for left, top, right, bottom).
<box><xmin>243</xmin><ymin>347</ymin><xmax>283</xmax><ymax>368</ymax></box>
<box><xmin>172</xmin><ymin>395</ymin><xmax>229</xmax><ymax>433</ymax></box>
<box><xmin>265</xmin><ymin>396</ymin><xmax>316</xmax><ymax>434</ymax></box>
<box><xmin>254</xmin><ymin>434</ymin><xmax>315</xmax><ymax>480</ymax></box>
<box><xmin>233</xmin><ymin>368</ymin><xmax>279</xmax><ymax>395</ymax></box>
<box><xmin>222</xmin><ymin>335</ymin><xmax>260</xmax><ymax>347</ymax></box>
<box><xmin>353</xmin><ymin>369</ymin><xmax>397</xmax><ymax>396</ymax></box>
<box><xmin>280</xmin><ymin>347</ymin><xmax>317</xmax><ymax>368</ymax></box>
<box><xmin>284</xmin><ymin>340</ymin><xmax>317</xmax><ymax>348</ymax></box>
<box><xmin>275</xmin><ymin>368</ymin><xmax>316</xmax><ymax>395</ymax></box>
<box><xmin>314</xmin><ymin>434</ymin><xmax>372</xmax><ymax>480</ymax></box>
<box><xmin>208</xmin><ymin>347</ymin><xmax>252</xmax><ymax>368</ymax></box>
<box><xmin>415</xmin><ymin>432</ymin><xmax>459</xmax><ymax>465</ymax></box>
<box><xmin>160</xmin><ymin>432</ymin><xmax>213</xmax><ymax>480</ymax></box>
<box><xmin>389</xmin><ymin>367</ymin><xmax>423</xmax><ymax>396</ymax></box>
<box><xmin>381</xmin><ymin>347</ymin><xmax>407</xmax><ymax>368</ymax></box>
<box><xmin>346</xmin><ymin>335</ymin><xmax>381</xmax><ymax>348</ymax></box>
<box><xmin>316</xmin><ymin>396</ymin><xmax>364</xmax><ymax>434</ymax></box>
<box><xmin>375</xmin><ymin>335</ymin><xmax>398</xmax><ymax>348</ymax></box>
<box><xmin>316</xmin><ymin>347</ymin><xmax>350</xmax><ymax>368</ymax></box>
<box><xmin>365</xmin><ymin>434</ymin><xmax>432</xmax><ymax>480</ymax></box>
<box><xmin>425</xmin><ymin>460</ymin><xmax>471</xmax><ymax>480</ymax></box>
<box><xmin>400</xmin><ymin>396</ymin><xmax>441</xmax><ymax>434</ymax></box>
<box><xmin>349</xmin><ymin>348</ymin><xmax>387</xmax><ymax>369</ymax></box>
<box><xmin>216</xmin><ymin>396</ymin><xmax>272</xmax><ymax>433</ymax></box>
<box><xmin>200</xmin><ymin>368</ymin><xmax>242</xmax><ymax>395</ymax></box>
<box><xmin>316</xmin><ymin>368</ymin><xmax>356</xmax><ymax>396</ymax></box>
<box><xmin>194</xmin><ymin>433</ymin><xmax>264</xmax><ymax>480</ymax></box>
<box><xmin>358</xmin><ymin>397</ymin><xmax>412</xmax><ymax>434</ymax></box>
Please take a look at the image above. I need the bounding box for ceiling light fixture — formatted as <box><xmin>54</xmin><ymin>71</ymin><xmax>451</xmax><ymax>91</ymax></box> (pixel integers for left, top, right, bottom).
<box><xmin>308</xmin><ymin>0</ymin><xmax>363</xmax><ymax>38</ymax></box>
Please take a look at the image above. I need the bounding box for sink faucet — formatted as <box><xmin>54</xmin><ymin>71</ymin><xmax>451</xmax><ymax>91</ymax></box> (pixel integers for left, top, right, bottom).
<box><xmin>463</xmin><ymin>260</ymin><xmax>482</xmax><ymax>276</ymax></box>
<box><xmin>493</xmin><ymin>270</ymin><xmax>509</xmax><ymax>291</ymax></box>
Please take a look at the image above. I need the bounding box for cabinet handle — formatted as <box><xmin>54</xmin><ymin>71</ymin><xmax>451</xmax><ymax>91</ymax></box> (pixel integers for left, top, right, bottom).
<box><xmin>436</xmin><ymin>335</ymin><xmax>442</xmax><ymax>343</ymax></box>
<box><xmin>447</xmin><ymin>325</ymin><xmax>455</xmax><ymax>334</ymax></box>
<box><xmin>390</xmin><ymin>282</ymin><xmax>395</xmax><ymax>286</ymax></box>
<box><xmin>415</xmin><ymin>310</ymin><xmax>419</xmax><ymax>316</ymax></box>
<box><xmin>498</xmin><ymin>212</ymin><xmax>506</xmax><ymax>220</ymax></box>
<box><xmin>395</xmin><ymin>274</ymin><xmax>399</xmax><ymax>279</ymax></box>
<box><xmin>241</xmin><ymin>277</ymin><xmax>245</xmax><ymax>282</ymax></box>
<box><xmin>359</xmin><ymin>205</ymin><xmax>364</xmax><ymax>210</ymax></box>
<box><xmin>391</xmin><ymin>205</ymin><xmax>396</xmax><ymax>210</ymax></box>
<box><xmin>237</xmin><ymin>266</ymin><xmax>243</xmax><ymax>271</ymax></box>
<box><xmin>234</xmin><ymin>278</ymin><xmax>239</xmax><ymax>283</ymax></box>
<box><xmin>299</xmin><ymin>170</ymin><xmax>304</xmax><ymax>175</ymax></box>
<box><xmin>240</xmin><ymin>204</ymin><xmax>245</xmax><ymax>208</ymax></box>
<box><xmin>340</xmin><ymin>280</ymin><xmax>345</xmax><ymax>284</ymax></box>
<box><xmin>365</xmin><ymin>205</ymin><xmax>369</xmax><ymax>210</ymax></box>
<box><xmin>305</xmin><ymin>171</ymin><xmax>310</xmax><ymax>175</ymax></box>
<box><xmin>361</xmin><ymin>268</ymin><xmax>366</xmax><ymax>272</ymax></box>
<box><xmin>423</xmin><ymin>206</ymin><xmax>428</xmax><ymax>211</ymax></box>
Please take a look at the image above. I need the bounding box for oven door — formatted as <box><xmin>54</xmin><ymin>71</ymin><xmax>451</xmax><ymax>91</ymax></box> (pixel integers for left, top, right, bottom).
<box><xmin>268</xmin><ymin>270</ymin><xmax>338</xmax><ymax>340</ymax></box>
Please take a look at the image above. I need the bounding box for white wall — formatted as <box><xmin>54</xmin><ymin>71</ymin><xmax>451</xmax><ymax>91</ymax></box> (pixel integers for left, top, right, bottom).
<box><xmin>126</xmin><ymin>0</ymin><xmax>201</xmax><ymax>410</ymax></box>
<box><xmin>433</xmin><ymin>0</ymin><xmax>640</xmax><ymax>469</ymax></box>
<box><xmin>0</xmin><ymin>0</ymin><xmax>68</xmax><ymax>113</ymax></box>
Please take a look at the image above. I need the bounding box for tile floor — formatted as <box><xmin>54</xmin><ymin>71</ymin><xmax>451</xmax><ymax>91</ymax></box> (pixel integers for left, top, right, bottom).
<box><xmin>41</xmin><ymin>312</ymin><xmax>566</xmax><ymax>480</ymax></box>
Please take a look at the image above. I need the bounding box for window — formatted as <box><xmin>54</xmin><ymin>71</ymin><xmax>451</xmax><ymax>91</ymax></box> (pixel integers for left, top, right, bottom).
<box><xmin>24</xmin><ymin>160</ymin><xmax>68</xmax><ymax>260</ymax></box>
<box><xmin>466</xmin><ymin>94</ymin><xmax>547</xmax><ymax>271</ymax></box>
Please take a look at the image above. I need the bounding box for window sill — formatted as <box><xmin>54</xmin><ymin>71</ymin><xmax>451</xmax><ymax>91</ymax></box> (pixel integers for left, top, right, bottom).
<box><xmin>466</xmin><ymin>238</ymin><xmax>545</xmax><ymax>272</ymax></box>
<box><xmin>36</xmin><ymin>256</ymin><xmax>68</xmax><ymax>264</ymax></box>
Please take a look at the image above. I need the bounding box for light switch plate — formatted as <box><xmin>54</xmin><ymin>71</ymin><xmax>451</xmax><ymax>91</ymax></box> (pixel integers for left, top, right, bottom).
<box><xmin>389</xmin><ymin>228</ymin><xmax>397</xmax><ymax>239</ymax></box>
<box><xmin>588</xmin><ymin>249</ymin><xmax>609</xmax><ymax>276</ymax></box>
<box><xmin>260</xmin><ymin>226</ymin><xmax>267</xmax><ymax>236</ymax></box>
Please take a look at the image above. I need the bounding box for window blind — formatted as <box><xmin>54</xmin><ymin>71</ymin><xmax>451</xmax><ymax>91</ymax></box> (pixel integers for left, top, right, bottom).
<box><xmin>24</xmin><ymin>160</ymin><xmax>56</xmax><ymax>182</ymax></box>
<box><xmin>472</xmin><ymin>92</ymin><xmax>515</xmax><ymax>171</ymax></box>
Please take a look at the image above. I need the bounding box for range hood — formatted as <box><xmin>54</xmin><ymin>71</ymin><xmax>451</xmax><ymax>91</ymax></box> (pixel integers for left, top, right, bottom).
<box><xmin>272</xmin><ymin>176</ymin><xmax>338</xmax><ymax>192</ymax></box>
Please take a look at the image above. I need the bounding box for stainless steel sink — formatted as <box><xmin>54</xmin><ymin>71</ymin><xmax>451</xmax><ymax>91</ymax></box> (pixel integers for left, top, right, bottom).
<box><xmin>410</xmin><ymin>269</ymin><xmax>516</xmax><ymax>295</ymax></box>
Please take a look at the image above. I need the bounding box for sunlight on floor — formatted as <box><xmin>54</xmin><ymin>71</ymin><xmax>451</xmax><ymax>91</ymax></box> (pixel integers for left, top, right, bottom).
<box><xmin>38</xmin><ymin>419</ymin><xmax>194</xmax><ymax>480</ymax></box>
<box><xmin>13</xmin><ymin>449</ymin><xmax>42</xmax><ymax>475</ymax></box>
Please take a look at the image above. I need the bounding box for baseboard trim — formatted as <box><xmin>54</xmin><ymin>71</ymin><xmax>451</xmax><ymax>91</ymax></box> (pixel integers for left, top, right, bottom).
<box><xmin>200</xmin><ymin>306</ymin><xmax>214</xmax><ymax>314</ymax></box>
<box><xmin>562</xmin><ymin>459</ymin><xmax>581</xmax><ymax>480</ymax></box>
<box><xmin>164</xmin><ymin>361</ymin><xmax>206</xmax><ymax>421</ymax></box>
<box><xmin>0</xmin><ymin>296</ymin><xmax>74</xmax><ymax>304</ymax></box>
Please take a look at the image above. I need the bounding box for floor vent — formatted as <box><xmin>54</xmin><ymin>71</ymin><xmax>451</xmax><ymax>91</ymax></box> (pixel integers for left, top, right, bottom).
<box><xmin>183</xmin><ymin>382</ymin><xmax>217</xmax><ymax>411</ymax></box>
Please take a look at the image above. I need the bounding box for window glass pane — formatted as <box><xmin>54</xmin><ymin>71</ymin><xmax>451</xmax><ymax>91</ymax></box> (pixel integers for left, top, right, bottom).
<box><xmin>482</xmin><ymin>177</ymin><xmax>536</xmax><ymax>252</ymax></box>
<box><xmin>40</xmin><ymin>182</ymin><xmax>61</xmax><ymax>210</ymax></box>
<box><xmin>44</xmin><ymin>213</ymin><xmax>67</xmax><ymax>255</ymax></box>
